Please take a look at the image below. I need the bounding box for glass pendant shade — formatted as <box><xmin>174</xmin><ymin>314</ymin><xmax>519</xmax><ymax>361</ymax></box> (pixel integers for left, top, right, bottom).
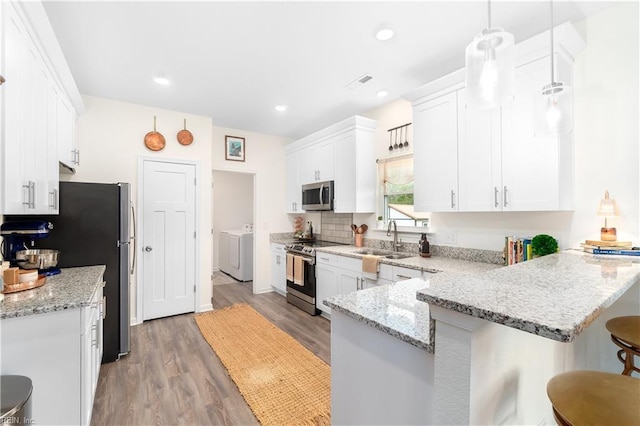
<box><xmin>465</xmin><ymin>28</ymin><xmax>515</xmax><ymax>110</ymax></box>
<box><xmin>534</xmin><ymin>81</ymin><xmax>573</xmax><ymax>136</ymax></box>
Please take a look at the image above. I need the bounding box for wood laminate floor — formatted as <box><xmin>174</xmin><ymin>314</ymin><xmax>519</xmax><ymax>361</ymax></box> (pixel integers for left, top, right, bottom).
<box><xmin>91</xmin><ymin>282</ymin><xmax>331</xmax><ymax>426</ymax></box>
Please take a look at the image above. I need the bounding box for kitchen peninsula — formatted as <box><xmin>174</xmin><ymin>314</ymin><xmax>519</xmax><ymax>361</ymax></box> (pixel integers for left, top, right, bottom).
<box><xmin>1</xmin><ymin>266</ymin><xmax>106</xmax><ymax>425</ymax></box>
<box><xmin>326</xmin><ymin>250</ymin><xmax>640</xmax><ymax>425</ymax></box>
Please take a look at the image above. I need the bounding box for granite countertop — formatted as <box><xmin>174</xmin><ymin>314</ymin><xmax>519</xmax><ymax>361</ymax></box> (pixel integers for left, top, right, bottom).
<box><xmin>0</xmin><ymin>265</ymin><xmax>106</xmax><ymax>320</ymax></box>
<box><xmin>417</xmin><ymin>250</ymin><xmax>640</xmax><ymax>342</ymax></box>
<box><xmin>322</xmin><ymin>246</ymin><xmax>501</xmax><ymax>352</ymax></box>
<box><xmin>324</xmin><ymin>278</ymin><xmax>436</xmax><ymax>352</ymax></box>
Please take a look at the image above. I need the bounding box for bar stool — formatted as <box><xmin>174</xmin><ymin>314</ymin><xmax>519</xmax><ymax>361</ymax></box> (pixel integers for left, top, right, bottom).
<box><xmin>547</xmin><ymin>370</ymin><xmax>640</xmax><ymax>425</ymax></box>
<box><xmin>605</xmin><ymin>316</ymin><xmax>640</xmax><ymax>376</ymax></box>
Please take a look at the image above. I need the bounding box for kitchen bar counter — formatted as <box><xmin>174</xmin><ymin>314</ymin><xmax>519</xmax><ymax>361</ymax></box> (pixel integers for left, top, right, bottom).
<box><xmin>0</xmin><ymin>265</ymin><xmax>106</xmax><ymax>319</ymax></box>
<box><xmin>322</xmin><ymin>247</ymin><xmax>500</xmax><ymax>352</ymax></box>
<box><xmin>417</xmin><ymin>250</ymin><xmax>640</xmax><ymax>342</ymax></box>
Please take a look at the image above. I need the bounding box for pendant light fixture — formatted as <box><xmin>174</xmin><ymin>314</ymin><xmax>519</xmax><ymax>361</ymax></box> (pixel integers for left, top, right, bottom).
<box><xmin>534</xmin><ymin>0</ymin><xmax>572</xmax><ymax>136</ymax></box>
<box><xmin>465</xmin><ymin>0</ymin><xmax>515</xmax><ymax>110</ymax></box>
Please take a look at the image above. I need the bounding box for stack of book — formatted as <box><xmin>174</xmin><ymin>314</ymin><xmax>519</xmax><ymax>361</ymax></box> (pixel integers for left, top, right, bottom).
<box><xmin>504</xmin><ymin>236</ymin><xmax>532</xmax><ymax>266</ymax></box>
<box><xmin>581</xmin><ymin>240</ymin><xmax>640</xmax><ymax>256</ymax></box>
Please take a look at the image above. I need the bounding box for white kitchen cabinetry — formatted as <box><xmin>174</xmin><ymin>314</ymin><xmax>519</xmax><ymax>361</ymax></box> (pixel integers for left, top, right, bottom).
<box><xmin>408</xmin><ymin>23</ymin><xmax>583</xmax><ymax>213</ymax></box>
<box><xmin>285</xmin><ymin>116</ymin><xmax>377</xmax><ymax>214</ymax></box>
<box><xmin>316</xmin><ymin>253</ymin><xmax>338</xmax><ymax>315</ymax></box>
<box><xmin>57</xmin><ymin>91</ymin><xmax>79</xmax><ymax>171</ymax></box>
<box><xmin>1</xmin><ymin>281</ymin><xmax>104</xmax><ymax>425</ymax></box>
<box><xmin>300</xmin><ymin>138</ymin><xmax>335</xmax><ymax>184</ymax></box>
<box><xmin>270</xmin><ymin>243</ymin><xmax>286</xmax><ymax>295</ymax></box>
<box><xmin>81</xmin><ymin>283</ymin><xmax>104</xmax><ymax>425</ymax></box>
<box><xmin>413</xmin><ymin>91</ymin><xmax>459</xmax><ymax>212</ymax></box>
<box><xmin>285</xmin><ymin>151</ymin><xmax>302</xmax><ymax>213</ymax></box>
<box><xmin>317</xmin><ymin>252</ymin><xmax>394</xmax><ymax>316</ymax></box>
<box><xmin>1</xmin><ymin>1</ymin><xmax>81</xmax><ymax>214</ymax></box>
<box><xmin>501</xmin><ymin>55</ymin><xmax>574</xmax><ymax>211</ymax></box>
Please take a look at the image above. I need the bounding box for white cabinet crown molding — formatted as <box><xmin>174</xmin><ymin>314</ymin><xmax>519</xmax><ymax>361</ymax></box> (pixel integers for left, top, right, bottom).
<box><xmin>284</xmin><ymin>115</ymin><xmax>377</xmax><ymax>153</ymax></box>
<box><xmin>404</xmin><ymin>22</ymin><xmax>585</xmax><ymax>105</ymax></box>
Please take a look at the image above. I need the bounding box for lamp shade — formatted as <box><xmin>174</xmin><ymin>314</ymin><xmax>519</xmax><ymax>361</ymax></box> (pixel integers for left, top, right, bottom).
<box><xmin>534</xmin><ymin>81</ymin><xmax>573</xmax><ymax>136</ymax></box>
<box><xmin>465</xmin><ymin>27</ymin><xmax>515</xmax><ymax>110</ymax></box>
<box><xmin>597</xmin><ymin>190</ymin><xmax>619</xmax><ymax>217</ymax></box>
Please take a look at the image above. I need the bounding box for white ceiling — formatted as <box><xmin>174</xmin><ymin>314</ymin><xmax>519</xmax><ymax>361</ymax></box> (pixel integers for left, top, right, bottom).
<box><xmin>42</xmin><ymin>1</ymin><xmax>616</xmax><ymax>140</ymax></box>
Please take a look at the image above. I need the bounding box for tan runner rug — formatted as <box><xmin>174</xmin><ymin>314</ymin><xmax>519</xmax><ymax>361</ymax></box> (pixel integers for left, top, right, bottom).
<box><xmin>195</xmin><ymin>303</ymin><xmax>331</xmax><ymax>425</ymax></box>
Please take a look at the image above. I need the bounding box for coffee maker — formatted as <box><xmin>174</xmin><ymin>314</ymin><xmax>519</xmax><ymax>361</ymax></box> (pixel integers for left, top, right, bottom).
<box><xmin>0</xmin><ymin>221</ymin><xmax>59</xmax><ymax>275</ymax></box>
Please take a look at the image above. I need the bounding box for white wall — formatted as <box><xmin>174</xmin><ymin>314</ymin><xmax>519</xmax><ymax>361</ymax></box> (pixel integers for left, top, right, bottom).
<box><xmin>67</xmin><ymin>95</ymin><xmax>214</xmax><ymax>323</ymax></box>
<box><xmin>212</xmin><ymin>170</ymin><xmax>254</xmax><ymax>271</ymax></box>
<box><xmin>360</xmin><ymin>3</ymin><xmax>639</xmax><ymax>252</ymax></box>
<box><xmin>211</xmin><ymin>126</ymin><xmax>291</xmax><ymax>293</ymax></box>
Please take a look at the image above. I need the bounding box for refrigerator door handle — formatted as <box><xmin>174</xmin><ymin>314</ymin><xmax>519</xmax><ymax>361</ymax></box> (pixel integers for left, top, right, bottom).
<box><xmin>131</xmin><ymin>205</ymin><xmax>136</xmax><ymax>276</ymax></box>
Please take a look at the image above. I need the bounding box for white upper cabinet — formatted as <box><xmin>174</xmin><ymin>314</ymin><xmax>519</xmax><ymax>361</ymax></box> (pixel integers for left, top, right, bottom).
<box><xmin>285</xmin><ymin>150</ymin><xmax>302</xmax><ymax>213</ymax></box>
<box><xmin>501</xmin><ymin>55</ymin><xmax>574</xmax><ymax>211</ymax></box>
<box><xmin>285</xmin><ymin>116</ymin><xmax>377</xmax><ymax>214</ymax></box>
<box><xmin>1</xmin><ymin>1</ymin><xmax>83</xmax><ymax>214</ymax></box>
<box><xmin>407</xmin><ymin>23</ymin><xmax>584</xmax><ymax>213</ymax></box>
<box><xmin>413</xmin><ymin>91</ymin><xmax>459</xmax><ymax>212</ymax></box>
<box><xmin>300</xmin><ymin>138</ymin><xmax>335</xmax><ymax>185</ymax></box>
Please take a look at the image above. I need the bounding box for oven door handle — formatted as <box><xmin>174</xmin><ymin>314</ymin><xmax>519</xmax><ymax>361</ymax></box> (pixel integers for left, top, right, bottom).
<box><xmin>302</xmin><ymin>257</ymin><xmax>315</xmax><ymax>266</ymax></box>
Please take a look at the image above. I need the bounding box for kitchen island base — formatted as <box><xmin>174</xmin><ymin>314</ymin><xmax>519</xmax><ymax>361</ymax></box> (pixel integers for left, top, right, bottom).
<box><xmin>331</xmin><ymin>310</ymin><xmax>434</xmax><ymax>425</ymax></box>
<box><xmin>330</xmin><ymin>280</ymin><xmax>638</xmax><ymax>425</ymax></box>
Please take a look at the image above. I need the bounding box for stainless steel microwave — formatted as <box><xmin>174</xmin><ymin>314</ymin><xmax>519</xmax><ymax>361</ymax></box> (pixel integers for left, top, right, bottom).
<box><xmin>302</xmin><ymin>181</ymin><xmax>333</xmax><ymax>211</ymax></box>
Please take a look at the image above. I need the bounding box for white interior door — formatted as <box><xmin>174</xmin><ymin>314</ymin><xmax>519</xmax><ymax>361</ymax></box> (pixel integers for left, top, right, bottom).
<box><xmin>142</xmin><ymin>160</ymin><xmax>196</xmax><ymax>320</ymax></box>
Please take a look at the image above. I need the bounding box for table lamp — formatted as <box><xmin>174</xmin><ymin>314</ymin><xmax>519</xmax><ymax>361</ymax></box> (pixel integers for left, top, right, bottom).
<box><xmin>597</xmin><ymin>190</ymin><xmax>619</xmax><ymax>241</ymax></box>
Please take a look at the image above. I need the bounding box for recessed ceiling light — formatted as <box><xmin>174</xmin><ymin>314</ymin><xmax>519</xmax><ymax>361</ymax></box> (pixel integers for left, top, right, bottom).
<box><xmin>375</xmin><ymin>28</ymin><xmax>394</xmax><ymax>41</ymax></box>
<box><xmin>377</xmin><ymin>90</ymin><xmax>389</xmax><ymax>98</ymax></box>
<box><xmin>153</xmin><ymin>76</ymin><xmax>170</xmax><ymax>86</ymax></box>
<box><xmin>275</xmin><ymin>105</ymin><xmax>288</xmax><ymax>112</ymax></box>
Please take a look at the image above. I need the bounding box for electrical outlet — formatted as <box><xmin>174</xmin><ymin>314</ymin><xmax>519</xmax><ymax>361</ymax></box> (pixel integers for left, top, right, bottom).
<box><xmin>444</xmin><ymin>232</ymin><xmax>458</xmax><ymax>245</ymax></box>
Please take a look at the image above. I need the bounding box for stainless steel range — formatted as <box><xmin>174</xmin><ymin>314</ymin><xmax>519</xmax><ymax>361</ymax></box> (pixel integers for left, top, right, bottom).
<box><xmin>284</xmin><ymin>240</ymin><xmax>341</xmax><ymax>316</ymax></box>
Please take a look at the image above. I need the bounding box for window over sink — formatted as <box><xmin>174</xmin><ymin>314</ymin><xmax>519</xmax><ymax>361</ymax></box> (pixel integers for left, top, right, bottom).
<box><xmin>377</xmin><ymin>154</ymin><xmax>430</xmax><ymax>228</ymax></box>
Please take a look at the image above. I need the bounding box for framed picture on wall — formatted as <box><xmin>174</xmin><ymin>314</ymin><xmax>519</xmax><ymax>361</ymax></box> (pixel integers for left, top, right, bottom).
<box><xmin>225</xmin><ymin>135</ymin><xmax>245</xmax><ymax>162</ymax></box>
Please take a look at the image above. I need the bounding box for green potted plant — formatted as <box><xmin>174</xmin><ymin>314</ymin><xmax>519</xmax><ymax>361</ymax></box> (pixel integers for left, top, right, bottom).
<box><xmin>531</xmin><ymin>234</ymin><xmax>558</xmax><ymax>257</ymax></box>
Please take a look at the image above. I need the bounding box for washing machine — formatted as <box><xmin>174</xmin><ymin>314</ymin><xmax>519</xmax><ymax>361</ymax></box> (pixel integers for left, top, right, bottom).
<box><xmin>219</xmin><ymin>224</ymin><xmax>253</xmax><ymax>281</ymax></box>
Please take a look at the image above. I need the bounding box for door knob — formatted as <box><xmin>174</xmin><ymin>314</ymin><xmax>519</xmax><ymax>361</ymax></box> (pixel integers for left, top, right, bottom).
<box><xmin>144</xmin><ymin>246</ymin><xmax>153</xmax><ymax>252</ymax></box>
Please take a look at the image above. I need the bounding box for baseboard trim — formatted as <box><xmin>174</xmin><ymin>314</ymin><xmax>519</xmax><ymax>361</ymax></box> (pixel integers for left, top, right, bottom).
<box><xmin>198</xmin><ymin>303</ymin><xmax>214</xmax><ymax>313</ymax></box>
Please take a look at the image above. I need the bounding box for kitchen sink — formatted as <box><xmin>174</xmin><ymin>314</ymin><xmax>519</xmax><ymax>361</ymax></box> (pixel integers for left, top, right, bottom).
<box><xmin>353</xmin><ymin>249</ymin><xmax>390</xmax><ymax>256</ymax></box>
<box><xmin>352</xmin><ymin>249</ymin><xmax>415</xmax><ymax>260</ymax></box>
<box><xmin>384</xmin><ymin>253</ymin><xmax>414</xmax><ymax>260</ymax></box>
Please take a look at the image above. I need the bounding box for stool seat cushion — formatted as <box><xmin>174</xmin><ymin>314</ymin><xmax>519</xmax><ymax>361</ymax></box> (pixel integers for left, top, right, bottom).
<box><xmin>606</xmin><ymin>316</ymin><xmax>640</xmax><ymax>347</ymax></box>
<box><xmin>547</xmin><ymin>371</ymin><xmax>640</xmax><ymax>425</ymax></box>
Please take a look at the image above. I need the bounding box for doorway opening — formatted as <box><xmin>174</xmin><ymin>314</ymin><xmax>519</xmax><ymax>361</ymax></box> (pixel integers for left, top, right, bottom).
<box><xmin>212</xmin><ymin>170</ymin><xmax>256</xmax><ymax>292</ymax></box>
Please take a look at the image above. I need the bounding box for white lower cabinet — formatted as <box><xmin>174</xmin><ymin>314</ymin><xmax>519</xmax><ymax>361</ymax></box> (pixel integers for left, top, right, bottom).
<box><xmin>317</xmin><ymin>253</ymin><xmax>393</xmax><ymax>316</ymax></box>
<box><xmin>0</xmin><ymin>281</ymin><xmax>104</xmax><ymax>425</ymax></box>
<box><xmin>316</xmin><ymin>253</ymin><xmax>338</xmax><ymax>315</ymax></box>
<box><xmin>270</xmin><ymin>243</ymin><xmax>286</xmax><ymax>294</ymax></box>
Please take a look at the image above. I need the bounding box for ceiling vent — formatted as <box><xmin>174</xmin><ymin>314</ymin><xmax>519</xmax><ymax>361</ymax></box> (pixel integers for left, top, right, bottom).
<box><xmin>346</xmin><ymin>73</ymin><xmax>373</xmax><ymax>90</ymax></box>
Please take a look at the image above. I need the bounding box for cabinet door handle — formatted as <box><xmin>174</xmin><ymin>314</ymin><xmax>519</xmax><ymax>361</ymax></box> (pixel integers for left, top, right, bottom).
<box><xmin>503</xmin><ymin>186</ymin><xmax>508</xmax><ymax>207</ymax></box>
<box><xmin>103</xmin><ymin>296</ymin><xmax>107</xmax><ymax>319</ymax></box>
<box><xmin>76</xmin><ymin>149</ymin><xmax>80</xmax><ymax>166</ymax></box>
<box><xmin>356</xmin><ymin>277</ymin><xmax>360</xmax><ymax>290</ymax></box>
<box><xmin>450</xmin><ymin>190</ymin><xmax>456</xmax><ymax>209</ymax></box>
<box><xmin>396</xmin><ymin>274</ymin><xmax>412</xmax><ymax>280</ymax></box>
<box><xmin>494</xmin><ymin>187</ymin><xmax>499</xmax><ymax>208</ymax></box>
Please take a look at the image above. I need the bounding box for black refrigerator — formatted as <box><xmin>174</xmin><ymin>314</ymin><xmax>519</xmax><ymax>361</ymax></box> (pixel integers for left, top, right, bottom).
<box><xmin>6</xmin><ymin>182</ymin><xmax>133</xmax><ymax>363</ymax></box>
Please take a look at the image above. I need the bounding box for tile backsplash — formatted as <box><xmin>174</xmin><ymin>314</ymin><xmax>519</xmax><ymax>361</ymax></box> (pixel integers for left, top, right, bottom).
<box><xmin>320</xmin><ymin>211</ymin><xmax>354</xmax><ymax>244</ymax></box>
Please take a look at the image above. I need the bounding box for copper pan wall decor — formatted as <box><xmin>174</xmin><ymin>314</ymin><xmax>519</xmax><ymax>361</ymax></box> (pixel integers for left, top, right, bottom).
<box><xmin>144</xmin><ymin>116</ymin><xmax>166</xmax><ymax>151</ymax></box>
<box><xmin>177</xmin><ymin>118</ymin><xmax>194</xmax><ymax>146</ymax></box>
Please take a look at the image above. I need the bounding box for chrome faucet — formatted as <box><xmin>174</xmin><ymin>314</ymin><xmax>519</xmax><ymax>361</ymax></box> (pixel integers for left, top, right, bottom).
<box><xmin>386</xmin><ymin>220</ymin><xmax>401</xmax><ymax>252</ymax></box>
